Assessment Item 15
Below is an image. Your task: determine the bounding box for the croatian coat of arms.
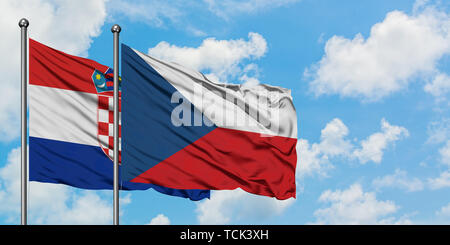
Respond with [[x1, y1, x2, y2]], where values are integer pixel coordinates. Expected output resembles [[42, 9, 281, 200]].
[[92, 68, 122, 163]]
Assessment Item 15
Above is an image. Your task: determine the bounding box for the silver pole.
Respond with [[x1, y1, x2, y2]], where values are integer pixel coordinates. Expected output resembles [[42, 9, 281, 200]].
[[19, 18, 29, 226], [111, 24, 121, 226]]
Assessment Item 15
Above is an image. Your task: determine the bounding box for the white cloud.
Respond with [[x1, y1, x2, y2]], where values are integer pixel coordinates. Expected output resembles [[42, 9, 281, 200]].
[[413, 0, 431, 13], [305, 5, 450, 101], [120, 193, 132, 206], [424, 72, 450, 99], [0, 147, 118, 224], [108, 1, 299, 35], [426, 123, 450, 191], [426, 140, 450, 189], [372, 169, 424, 192], [0, 0, 107, 142], [50, 191, 112, 225], [376, 214, 415, 225], [318, 118, 353, 156], [185, 26, 208, 37], [427, 118, 450, 144], [148, 32, 267, 83], [203, 0, 300, 20], [436, 203, 450, 217], [352, 119, 409, 164], [195, 189, 294, 224], [297, 118, 350, 178], [312, 184, 410, 224], [108, 0, 182, 28], [148, 214, 171, 225], [296, 139, 334, 178], [438, 140, 450, 166], [297, 118, 408, 177], [428, 170, 450, 189]]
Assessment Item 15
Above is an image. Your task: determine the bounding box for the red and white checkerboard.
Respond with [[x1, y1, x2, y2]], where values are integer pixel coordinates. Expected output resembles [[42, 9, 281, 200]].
[[97, 94, 121, 163]]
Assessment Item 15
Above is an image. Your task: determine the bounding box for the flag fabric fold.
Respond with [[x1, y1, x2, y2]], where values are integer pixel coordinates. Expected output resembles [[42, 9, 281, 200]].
[[121, 44, 297, 200], [28, 38, 209, 201]]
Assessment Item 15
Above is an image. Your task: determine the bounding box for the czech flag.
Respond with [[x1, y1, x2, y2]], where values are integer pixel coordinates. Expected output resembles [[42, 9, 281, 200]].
[[121, 44, 298, 200]]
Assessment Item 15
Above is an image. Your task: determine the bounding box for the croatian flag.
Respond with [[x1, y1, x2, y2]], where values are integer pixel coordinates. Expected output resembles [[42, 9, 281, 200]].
[[28, 39, 209, 201], [122, 44, 297, 200]]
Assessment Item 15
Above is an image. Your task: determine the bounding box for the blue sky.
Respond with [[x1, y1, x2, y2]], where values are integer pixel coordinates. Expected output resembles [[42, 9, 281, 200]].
[[1, 0, 450, 225]]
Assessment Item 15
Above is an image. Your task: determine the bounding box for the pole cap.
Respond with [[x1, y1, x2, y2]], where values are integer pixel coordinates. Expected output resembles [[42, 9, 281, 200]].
[[18, 18, 29, 28], [111, 24, 121, 33]]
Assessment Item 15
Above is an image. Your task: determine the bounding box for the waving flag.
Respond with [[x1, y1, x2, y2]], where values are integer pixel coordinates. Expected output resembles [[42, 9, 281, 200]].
[[121, 44, 297, 200], [28, 39, 209, 201]]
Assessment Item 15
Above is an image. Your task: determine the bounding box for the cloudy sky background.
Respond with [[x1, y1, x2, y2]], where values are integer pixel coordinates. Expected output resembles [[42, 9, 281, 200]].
[[0, 0, 450, 224]]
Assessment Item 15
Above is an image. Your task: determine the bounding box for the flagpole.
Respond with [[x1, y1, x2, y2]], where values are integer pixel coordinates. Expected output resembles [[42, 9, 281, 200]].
[[111, 24, 121, 226], [19, 18, 29, 226]]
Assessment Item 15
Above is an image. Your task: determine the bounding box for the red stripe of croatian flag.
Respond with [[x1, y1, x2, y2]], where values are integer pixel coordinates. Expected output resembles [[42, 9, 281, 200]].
[[122, 44, 298, 200]]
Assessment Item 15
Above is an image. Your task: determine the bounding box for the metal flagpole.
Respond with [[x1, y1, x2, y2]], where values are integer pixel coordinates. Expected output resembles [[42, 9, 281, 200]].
[[111, 24, 121, 226], [19, 18, 29, 226]]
